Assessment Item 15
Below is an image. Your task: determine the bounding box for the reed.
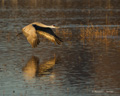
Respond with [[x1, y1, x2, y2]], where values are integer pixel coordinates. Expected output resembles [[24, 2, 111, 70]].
[[54, 24, 120, 48], [79, 25, 119, 47], [80, 25, 119, 39], [55, 25, 119, 40]]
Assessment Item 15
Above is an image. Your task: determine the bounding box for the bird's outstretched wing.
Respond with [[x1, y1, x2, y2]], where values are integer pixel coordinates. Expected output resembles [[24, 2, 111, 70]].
[[32, 24, 63, 45], [22, 24, 40, 48], [27, 35, 40, 48]]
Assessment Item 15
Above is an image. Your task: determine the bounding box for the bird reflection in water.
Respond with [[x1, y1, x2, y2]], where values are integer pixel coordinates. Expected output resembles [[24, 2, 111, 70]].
[[22, 55, 56, 80]]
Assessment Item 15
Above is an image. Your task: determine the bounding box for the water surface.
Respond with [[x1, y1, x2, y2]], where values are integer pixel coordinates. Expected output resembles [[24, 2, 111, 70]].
[[0, 0, 120, 96]]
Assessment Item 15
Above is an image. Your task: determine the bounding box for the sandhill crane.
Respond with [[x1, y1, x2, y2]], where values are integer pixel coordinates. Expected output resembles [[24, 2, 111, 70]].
[[17, 22, 63, 48]]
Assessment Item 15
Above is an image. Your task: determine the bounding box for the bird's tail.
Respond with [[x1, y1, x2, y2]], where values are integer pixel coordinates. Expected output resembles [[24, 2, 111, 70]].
[[55, 36, 63, 45]]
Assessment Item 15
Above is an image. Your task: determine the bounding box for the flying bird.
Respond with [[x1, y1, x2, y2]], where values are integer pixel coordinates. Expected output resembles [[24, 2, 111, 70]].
[[17, 22, 63, 48]]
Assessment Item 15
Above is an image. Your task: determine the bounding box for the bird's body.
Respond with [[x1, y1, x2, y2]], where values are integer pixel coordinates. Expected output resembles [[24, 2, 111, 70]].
[[21, 22, 62, 48]]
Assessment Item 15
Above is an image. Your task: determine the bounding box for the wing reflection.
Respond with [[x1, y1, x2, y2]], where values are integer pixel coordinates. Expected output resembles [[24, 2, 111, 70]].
[[37, 55, 56, 76], [22, 56, 39, 80], [22, 55, 56, 80]]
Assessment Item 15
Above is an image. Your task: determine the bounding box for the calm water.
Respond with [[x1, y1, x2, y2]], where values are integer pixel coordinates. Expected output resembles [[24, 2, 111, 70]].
[[0, 0, 120, 96]]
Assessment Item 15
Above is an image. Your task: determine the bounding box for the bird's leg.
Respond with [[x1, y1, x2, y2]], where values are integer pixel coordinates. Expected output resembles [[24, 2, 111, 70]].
[[12, 32, 23, 41], [16, 32, 22, 37]]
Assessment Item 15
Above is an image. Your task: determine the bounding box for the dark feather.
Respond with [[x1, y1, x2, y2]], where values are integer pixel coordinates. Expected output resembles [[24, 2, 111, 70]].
[[32, 24, 63, 44]]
